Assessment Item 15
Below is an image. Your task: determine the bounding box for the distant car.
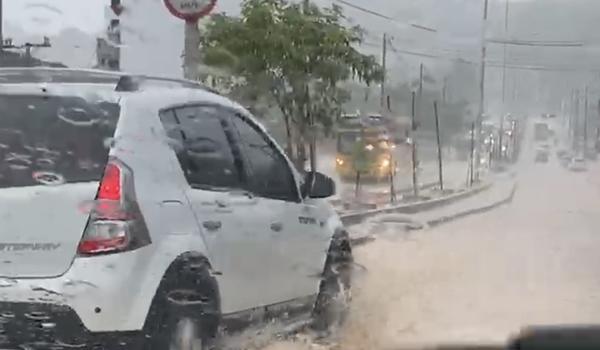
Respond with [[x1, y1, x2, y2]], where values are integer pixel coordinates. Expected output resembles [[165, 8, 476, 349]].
[[535, 150, 549, 163], [569, 157, 587, 171]]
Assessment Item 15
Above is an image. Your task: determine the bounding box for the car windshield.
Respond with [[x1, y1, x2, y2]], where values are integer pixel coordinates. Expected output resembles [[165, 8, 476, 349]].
[[338, 131, 388, 154], [3, 1, 600, 349]]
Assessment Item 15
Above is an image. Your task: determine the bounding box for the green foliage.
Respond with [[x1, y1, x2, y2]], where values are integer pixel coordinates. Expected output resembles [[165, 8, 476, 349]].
[[200, 0, 383, 151]]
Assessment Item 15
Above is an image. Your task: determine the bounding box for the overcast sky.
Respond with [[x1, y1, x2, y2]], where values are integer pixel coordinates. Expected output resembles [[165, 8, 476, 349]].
[[3, 0, 246, 35]]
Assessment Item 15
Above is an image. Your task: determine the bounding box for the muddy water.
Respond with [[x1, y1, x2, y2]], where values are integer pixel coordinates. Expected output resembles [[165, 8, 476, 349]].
[[263, 154, 600, 349]]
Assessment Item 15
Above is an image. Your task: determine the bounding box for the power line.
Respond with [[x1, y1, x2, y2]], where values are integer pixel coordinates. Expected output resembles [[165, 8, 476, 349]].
[[376, 40, 600, 72], [333, 0, 437, 32], [487, 38, 585, 47]]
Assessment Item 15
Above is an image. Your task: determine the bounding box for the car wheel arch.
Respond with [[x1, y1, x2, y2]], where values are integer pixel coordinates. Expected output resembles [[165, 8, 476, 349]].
[[142, 251, 222, 346]]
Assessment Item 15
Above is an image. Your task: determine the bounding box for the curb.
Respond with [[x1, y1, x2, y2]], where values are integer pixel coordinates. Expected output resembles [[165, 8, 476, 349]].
[[348, 181, 518, 247], [426, 182, 518, 228], [332, 181, 439, 212], [340, 181, 492, 227]]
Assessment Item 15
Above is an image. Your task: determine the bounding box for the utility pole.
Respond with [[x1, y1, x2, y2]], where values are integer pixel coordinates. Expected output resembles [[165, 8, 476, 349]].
[[442, 76, 448, 104], [498, 114, 504, 161], [499, 0, 509, 162], [380, 33, 387, 112], [574, 89, 579, 152], [475, 0, 489, 181], [569, 89, 574, 141], [0, 0, 3, 52], [501, 0, 509, 106], [418, 63, 424, 117], [388, 142, 396, 204], [411, 91, 419, 197], [434, 101, 444, 191], [469, 122, 475, 187], [584, 86, 589, 154]]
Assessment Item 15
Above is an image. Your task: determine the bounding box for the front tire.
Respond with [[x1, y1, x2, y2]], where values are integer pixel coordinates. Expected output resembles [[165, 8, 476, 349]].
[[311, 233, 353, 335]]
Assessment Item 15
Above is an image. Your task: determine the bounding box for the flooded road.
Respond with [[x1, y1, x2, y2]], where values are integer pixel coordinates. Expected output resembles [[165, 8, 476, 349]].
[[338, 145, 600, 349], [267, 127, 600, 349]]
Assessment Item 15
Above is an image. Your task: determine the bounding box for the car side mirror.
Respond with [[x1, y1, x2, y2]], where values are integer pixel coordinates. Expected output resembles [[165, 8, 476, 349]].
[[302, 171, 336, 199]]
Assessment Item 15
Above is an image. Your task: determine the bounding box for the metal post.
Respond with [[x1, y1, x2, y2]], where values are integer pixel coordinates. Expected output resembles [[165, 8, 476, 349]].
[[388, 143, 396, 204], [442, 76, 448, 104], [434, 101, 444, 191], [380, 33, 387, 112], [584, 86, 589, 154], [574, 89, 579, 152], [411, 91, 419, 197], [498, 114, 504, 161], [184, 21, 201, 80], [418, 63, 424, 119], [569, 89, 574, 141], [469, 122, 475, 187]]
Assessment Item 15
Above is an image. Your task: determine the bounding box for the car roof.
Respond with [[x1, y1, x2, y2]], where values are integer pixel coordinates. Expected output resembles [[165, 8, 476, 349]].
[[0, 67, 217, 93], [0, 67, 265, 131], [121, 88, 266, 132]]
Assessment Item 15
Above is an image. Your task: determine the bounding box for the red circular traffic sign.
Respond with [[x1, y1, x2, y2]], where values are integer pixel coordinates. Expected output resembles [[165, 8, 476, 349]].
[[163, 0, 217, 22]]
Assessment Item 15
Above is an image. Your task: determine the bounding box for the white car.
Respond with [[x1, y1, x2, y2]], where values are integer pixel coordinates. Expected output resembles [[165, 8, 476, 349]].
[[0, 68, 352, 349], [569, 157, 587, 172]]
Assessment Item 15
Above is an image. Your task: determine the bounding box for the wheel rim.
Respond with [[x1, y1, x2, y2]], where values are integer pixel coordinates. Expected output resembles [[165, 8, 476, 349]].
[[170, 318, 202, 350]]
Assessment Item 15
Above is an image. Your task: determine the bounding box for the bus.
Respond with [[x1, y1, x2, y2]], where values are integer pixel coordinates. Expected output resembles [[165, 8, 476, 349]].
[[534, 122, 550, 142], [335, 113, 410, 181]]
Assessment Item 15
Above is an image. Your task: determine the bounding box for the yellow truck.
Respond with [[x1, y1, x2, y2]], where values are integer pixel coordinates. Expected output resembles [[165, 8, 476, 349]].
[[335, 113, 409, 182]]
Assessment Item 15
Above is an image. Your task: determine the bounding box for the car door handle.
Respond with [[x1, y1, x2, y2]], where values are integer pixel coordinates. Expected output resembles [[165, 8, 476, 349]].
[[270, 222, 283, 232], [202, 220, 222, 232]]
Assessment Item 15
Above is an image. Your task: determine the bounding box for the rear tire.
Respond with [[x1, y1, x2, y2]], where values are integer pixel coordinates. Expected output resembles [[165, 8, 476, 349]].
[[169, 318, 203, 350], [143, 257, 220, 350]]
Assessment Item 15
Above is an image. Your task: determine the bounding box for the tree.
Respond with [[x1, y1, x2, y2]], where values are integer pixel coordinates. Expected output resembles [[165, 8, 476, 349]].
[[200, 0, 383, 169]]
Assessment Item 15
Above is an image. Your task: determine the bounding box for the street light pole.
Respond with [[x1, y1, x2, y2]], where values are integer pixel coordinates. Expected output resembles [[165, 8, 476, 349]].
[[475, 0, 489, 181]]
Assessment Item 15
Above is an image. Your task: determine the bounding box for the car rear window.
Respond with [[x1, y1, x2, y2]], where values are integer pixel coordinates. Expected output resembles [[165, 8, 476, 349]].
[[0, 94, 119, 188]]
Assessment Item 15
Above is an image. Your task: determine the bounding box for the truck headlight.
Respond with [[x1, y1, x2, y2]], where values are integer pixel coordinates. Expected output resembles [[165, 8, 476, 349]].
[[336, 158, 344, 166], [381, 158, 390, 168]]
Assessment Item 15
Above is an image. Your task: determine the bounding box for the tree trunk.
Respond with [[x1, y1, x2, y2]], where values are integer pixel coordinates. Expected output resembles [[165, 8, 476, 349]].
[[283, 113, 294, 159], [354, 171, 361, 198], [294, 131, 307, 171]]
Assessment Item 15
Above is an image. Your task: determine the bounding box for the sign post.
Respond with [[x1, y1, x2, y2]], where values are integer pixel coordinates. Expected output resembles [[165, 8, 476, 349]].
[[163, 0, 217, 79]]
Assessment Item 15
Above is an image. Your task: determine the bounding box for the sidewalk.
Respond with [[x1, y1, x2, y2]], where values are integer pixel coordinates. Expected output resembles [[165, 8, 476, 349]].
[[335, 159, 471, 207], [414, 172, 516, 228], [347, 172, 517, 245]]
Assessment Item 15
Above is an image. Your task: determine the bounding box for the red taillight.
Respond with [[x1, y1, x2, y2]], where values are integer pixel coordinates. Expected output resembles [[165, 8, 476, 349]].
[[98, 162, 121, 201], [78, 159, 149, 256]]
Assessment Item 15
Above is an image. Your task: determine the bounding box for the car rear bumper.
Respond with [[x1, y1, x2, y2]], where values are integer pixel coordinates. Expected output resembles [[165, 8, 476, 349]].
[[0, 302, 140, 349], [0, 247, 160, 333]]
